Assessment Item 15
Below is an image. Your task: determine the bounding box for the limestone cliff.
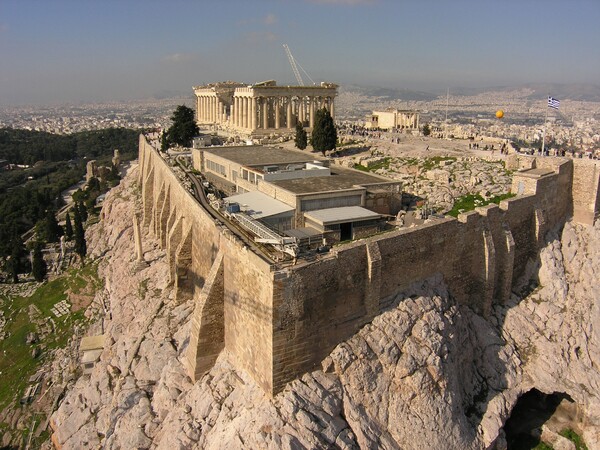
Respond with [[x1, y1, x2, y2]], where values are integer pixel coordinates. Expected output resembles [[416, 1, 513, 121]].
[[50, 165, 600, 449]]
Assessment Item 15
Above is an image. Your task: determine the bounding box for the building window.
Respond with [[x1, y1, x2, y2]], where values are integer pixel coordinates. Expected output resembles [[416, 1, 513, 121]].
[[206, 159, 226, 176]]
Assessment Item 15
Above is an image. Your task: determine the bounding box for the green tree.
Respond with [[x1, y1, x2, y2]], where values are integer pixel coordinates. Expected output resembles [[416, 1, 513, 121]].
[[294, 122, 308, 150], [5, 233, 27, 283], [106, 163, 120, 184], [64, 212, 73, 240], [31, 241, 47, 282], [422, 123, 431, 136], [73, 206, 87, 262], [87, 176, 100, 193], [164, 105, 199, 148], [43, 209, 63, 243], [310, 108, 337, 156], [78, 201, 88, 223]]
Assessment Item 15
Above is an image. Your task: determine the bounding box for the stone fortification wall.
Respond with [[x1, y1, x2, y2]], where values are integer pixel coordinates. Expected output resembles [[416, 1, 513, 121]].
[[571, 159, 600, 225], [138, 135, 277, 393], [270, 158, 574, 393], [142, 136, 583, 395]]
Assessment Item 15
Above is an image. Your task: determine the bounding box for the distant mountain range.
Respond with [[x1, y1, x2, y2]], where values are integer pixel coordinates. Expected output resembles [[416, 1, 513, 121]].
[[342, 83, 600, 102]]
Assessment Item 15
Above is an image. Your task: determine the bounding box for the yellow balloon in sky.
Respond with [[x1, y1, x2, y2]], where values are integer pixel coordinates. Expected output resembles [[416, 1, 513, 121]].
[[496, 110, 504, 119]]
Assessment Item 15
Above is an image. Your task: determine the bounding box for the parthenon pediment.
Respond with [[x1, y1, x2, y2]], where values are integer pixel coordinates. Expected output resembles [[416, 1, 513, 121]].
[[254, 80, 277, 87]]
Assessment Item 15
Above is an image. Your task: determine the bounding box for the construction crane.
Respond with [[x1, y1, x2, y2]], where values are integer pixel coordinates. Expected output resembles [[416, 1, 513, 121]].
[[283, 44, 316, 86]]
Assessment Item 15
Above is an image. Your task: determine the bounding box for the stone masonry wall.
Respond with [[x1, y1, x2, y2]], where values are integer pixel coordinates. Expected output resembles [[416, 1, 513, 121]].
[[142, 136, 583, 395], [139, 136, 278, 392], [270, 158, 575, 392], [571, 160, 600, 225]]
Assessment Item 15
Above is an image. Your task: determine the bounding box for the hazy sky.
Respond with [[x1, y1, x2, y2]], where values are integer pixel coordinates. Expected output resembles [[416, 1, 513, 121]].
[[1, 0, 599, 105]]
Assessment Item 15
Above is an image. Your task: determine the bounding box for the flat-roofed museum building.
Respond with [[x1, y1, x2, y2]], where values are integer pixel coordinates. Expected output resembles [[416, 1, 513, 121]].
[[192, 145, 402, 242]]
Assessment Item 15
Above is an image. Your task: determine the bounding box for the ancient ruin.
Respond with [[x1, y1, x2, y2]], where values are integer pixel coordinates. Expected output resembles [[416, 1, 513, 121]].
[[193, 80, 337, 136], [365, 108, 420, 130]]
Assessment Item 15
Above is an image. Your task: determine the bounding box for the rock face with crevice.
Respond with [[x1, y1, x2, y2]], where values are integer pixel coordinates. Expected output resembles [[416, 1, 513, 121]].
[[50, 164, 600, 449]]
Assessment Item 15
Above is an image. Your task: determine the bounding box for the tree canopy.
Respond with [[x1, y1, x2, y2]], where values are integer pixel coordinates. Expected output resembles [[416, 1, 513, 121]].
[[294, 122, 308, 150], [0, 127, 139, 165], [5, 232, 27, 283], [310, 108, 337, 156], [31, 241, 47, 282], [422, 123, 431, 136], [41, 209, 63, 243], [163, 105, 199, 149], [73, 204, 87, 262], [0, 127, 138, 257], [64, 212, 73, 240]]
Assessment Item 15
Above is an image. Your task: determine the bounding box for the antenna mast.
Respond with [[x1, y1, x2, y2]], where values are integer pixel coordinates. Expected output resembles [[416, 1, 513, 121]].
[[444, 88, 449, 139]]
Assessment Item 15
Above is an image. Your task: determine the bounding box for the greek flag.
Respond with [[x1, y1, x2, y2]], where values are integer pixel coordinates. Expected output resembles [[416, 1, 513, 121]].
[[548, 96, 560, 109]]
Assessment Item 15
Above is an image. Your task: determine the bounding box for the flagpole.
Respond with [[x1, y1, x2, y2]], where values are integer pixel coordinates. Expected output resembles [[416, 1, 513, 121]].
[[542, 95, 549, 155]]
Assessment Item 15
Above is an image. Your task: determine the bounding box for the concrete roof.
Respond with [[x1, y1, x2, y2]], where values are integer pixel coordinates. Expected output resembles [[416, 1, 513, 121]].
[[284, 227, 323, 239], [304, 206, 381, 226], [226, 191, 294, 219], [80, 335, 105, 352], [203, 145, 319, 167], [270, 165, 397, 195], [517, 168, 554, 178]]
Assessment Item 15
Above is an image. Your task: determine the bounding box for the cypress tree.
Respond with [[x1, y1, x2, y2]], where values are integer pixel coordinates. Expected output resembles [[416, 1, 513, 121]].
[[294, 122, 308, 150], [73, 205, 87, 262], [78, 201, 88, 223], [44, 209, 63, 243], [6, 233, 27, 283], [310, 108, 337, 156], [31, 241, 47, 282], [65, 212, 73, 240]]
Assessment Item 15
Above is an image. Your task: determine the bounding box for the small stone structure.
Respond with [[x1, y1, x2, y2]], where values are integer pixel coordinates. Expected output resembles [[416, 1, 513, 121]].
[[193, 80, 337, 136], [80, 334, 105, 375], [112, 149, 120, 168], [138, 134, 600, 395], [86, 160, 98, 182], [366, 108, 420, 130]]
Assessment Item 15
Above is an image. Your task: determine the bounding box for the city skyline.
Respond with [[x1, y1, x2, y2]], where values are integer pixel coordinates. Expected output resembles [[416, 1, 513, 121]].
[[1, 0, 599, 105]]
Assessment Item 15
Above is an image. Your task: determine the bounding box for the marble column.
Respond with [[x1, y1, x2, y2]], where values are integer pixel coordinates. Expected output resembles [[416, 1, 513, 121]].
[[262, 97, 269, 129], [196, 96, 200, 122], [233, 97, 239, 127], [299, 99, 305, 126], [242, 97, 248, 129], [218, 101, 223, 124], [309, 97, 315, 128], [329, 97, 335, 119], [251, 97, 257, 131], [274, 98, 280, 129], [286, 97, 292, 129]]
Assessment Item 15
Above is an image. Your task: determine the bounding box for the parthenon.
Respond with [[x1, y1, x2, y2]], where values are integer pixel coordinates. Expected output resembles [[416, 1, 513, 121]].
[[193, 80, 338, 136]]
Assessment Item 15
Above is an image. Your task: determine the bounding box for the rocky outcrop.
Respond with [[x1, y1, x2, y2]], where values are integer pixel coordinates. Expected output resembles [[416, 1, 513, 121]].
[[496, 221, 600, 448], [50, 164, 600, 449]]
